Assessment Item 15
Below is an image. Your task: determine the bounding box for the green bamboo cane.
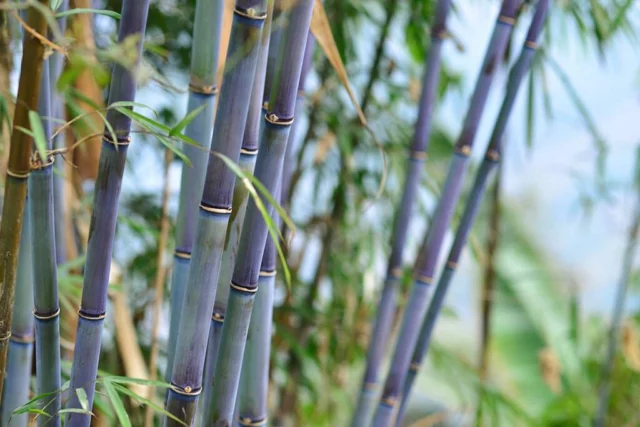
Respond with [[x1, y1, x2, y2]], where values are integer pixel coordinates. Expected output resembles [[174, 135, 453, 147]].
[[204, 1, 315, 424], [29, 59, 62, 426], [0, 0, 49, 401], [166, 0, 225, 382], [65, 2, 150, 423], [164, 2, 268, 424], [198, 2, 274, 423], [0, 202, 34, 427]]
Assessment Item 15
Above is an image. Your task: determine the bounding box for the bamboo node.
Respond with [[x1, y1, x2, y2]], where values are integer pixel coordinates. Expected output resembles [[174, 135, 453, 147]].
[[264, 113, 294, 126], [409, 362, 421, 372], [174, 250, 191, 260], [456, 144, 472, 156], [170, 383, 201, 396], [416, 275, 433, 285], [0, 332, 11, 342], [525, 40, 538, 50], [6, 169, 30, 179], [240, 148, 259, 156], [446, 261, 457, 269], [498, 15, 516, 26], [77, 309, 107, 321], [30, 151, 55, 170], [409, 150, 428, 161], [486, 149, 500, 161], [103, 132, 131, 147], [239, 416, 268, 426], [33, 308, 61, 321], [10, 333, 35, 344], [199, 204, 232, 215], [234, 7, 267, 20], [188, 83, 218, 95], [212, 312, 224, 322], [259, 270, 276, 277], [381, 396, 397, 407], [230, 281, 258, 294]]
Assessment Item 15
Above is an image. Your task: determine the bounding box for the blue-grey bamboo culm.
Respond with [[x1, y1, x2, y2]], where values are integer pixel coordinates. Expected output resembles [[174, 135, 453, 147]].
[[65, 1, 150, 424], [30, 60, 62, 427], [205, 1, 315, 425], [372, 1, 522, 426], [166, 0, 225, 384], [164, 1, 268, 425], [351, 1, 453, 425], [0, 206, 34, 427], [199, 0, 274, 420], [394, 2, 550, 425]]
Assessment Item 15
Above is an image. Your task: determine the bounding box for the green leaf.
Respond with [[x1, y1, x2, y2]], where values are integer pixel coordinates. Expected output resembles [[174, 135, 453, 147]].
[[169, 103, 207, 137], [214, 153, 294, 287], [101, 375, 172, 388], [28, 111, 48, 162], [58, 408, 94, 416], [111, 383, 188, 426], [103, 380, 131, 427], [75, 388, 89, 412], [55, 8, 121, 20]]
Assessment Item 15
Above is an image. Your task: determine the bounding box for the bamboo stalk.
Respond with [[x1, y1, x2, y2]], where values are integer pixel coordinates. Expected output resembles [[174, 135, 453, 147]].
[[204, 2, 315, 425], [392, 4, 549, 426], [595, 157, 640, 425], [29, 60, 62, 427], [351, 2, 453, 425], [165, 0, 225, 381], [279, 30, 314, 215], [198, 2, 274, 423], [0, 203, 34, 427], [65, 1, 150, 423], [236, 234, 276, 426], [372, 2, 522, 426], [145, 149, 172, 427], [164, 2, 268, 424], [0, 0, 49, 401], [51, 0, 68, 266]]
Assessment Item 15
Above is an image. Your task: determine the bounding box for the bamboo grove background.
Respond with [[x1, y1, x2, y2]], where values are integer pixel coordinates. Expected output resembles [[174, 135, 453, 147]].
[[0, 0, 638, 426]]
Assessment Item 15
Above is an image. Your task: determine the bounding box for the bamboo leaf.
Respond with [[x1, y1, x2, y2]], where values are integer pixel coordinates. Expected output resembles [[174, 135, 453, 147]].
[[75, 388, 89, 411], [111, 383, 188, 425], [28, 110, 48, 162], [115, 107, 192, 165], [215, 152, 294, 286], [58, 408, 93, 416], [168, 103, 208, 137], [101, 375, 172, 388], [103, 380, 131, 427], [310, 0, 366, 126], [55, 8, 121, 20]]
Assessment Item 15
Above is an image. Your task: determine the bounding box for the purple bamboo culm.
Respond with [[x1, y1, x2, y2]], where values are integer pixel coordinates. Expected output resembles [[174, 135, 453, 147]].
[[351, 1, 453, 425], [394, 6, 551, 416], [372, 2, 522, 426], [65, 1, 150, 424], [165, 1, 268, 424], [205, 1, 315, 424]]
